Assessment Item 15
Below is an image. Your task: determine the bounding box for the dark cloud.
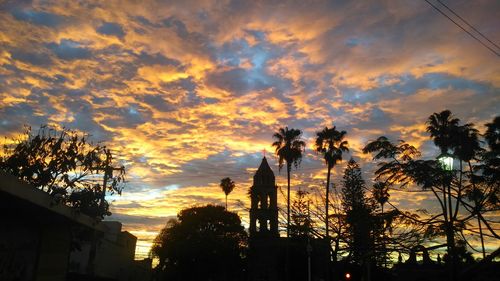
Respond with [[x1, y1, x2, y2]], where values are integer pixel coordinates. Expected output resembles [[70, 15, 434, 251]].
[[140, 94, 175, 112], [162, 16, 189, 37], [133, 16, 161, 28], [157, 77, 203, 107], [341, 73, 497, 105], [206, 67, 270, 94], [50, 97, 115, 142], [99, 104, 153, 128], [96, 22, 126, 38], [10, 50, 52, 66], [163, 150, 277, 188], [11, 8, 64, 27], [0, 103, 48, 134], [47, 39, 92, 60], [136, 51, 180, 67], [108, 213, 172, 226], [354, 106, 394, 131]]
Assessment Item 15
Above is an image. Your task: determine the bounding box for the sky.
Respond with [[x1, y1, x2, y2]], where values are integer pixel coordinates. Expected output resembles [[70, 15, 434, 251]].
[[0, 0, 499, 260]]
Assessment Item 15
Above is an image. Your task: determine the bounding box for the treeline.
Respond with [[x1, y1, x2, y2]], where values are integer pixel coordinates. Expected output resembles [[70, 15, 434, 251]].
[[151, 110, 499, 281], [275, 110, 498, 266]]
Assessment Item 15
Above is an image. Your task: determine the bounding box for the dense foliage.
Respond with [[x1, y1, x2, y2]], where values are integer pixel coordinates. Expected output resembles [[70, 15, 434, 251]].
[[151, 205, 248, 281], [362, 111, 500, 280], [341, 159, 376, 265], [0, 125, 125, 218]]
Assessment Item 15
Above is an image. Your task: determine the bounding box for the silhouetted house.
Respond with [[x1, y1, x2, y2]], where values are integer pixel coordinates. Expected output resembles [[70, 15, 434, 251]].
[[247, 157, 328, 281], [0, 171, 150, 281], [68, 221, 152, 281]]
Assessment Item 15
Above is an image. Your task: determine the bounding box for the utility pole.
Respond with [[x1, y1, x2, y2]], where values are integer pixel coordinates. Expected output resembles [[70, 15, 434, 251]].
[[307, 200, 312, 281], [86, 160, 124, 276]]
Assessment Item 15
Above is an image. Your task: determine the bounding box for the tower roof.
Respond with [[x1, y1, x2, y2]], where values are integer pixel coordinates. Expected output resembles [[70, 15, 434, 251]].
[[251, 156, 276, 192], [255, 156, 274, 177]]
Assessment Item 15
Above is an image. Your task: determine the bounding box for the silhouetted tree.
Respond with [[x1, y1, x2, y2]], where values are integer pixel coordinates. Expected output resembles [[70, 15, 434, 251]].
[[371, 181, 390, 267], [315, 125, 349, 247], [151, 205, 247, 281], [363, 111, 500, 280], [307, 185, 349, 262], [443, 240, 475, 265], [0, 125, 125, 218], [427, 111, 484, 280], [465, 116, 500, 258], [289, 189, 314, 238], [220, 177, 235, 210], [308, 179, 424, 267], [480, 116, 500, 197], [427, 110, 460, 155], [272, 127, 306, 238], [341, 159, 375, 266]]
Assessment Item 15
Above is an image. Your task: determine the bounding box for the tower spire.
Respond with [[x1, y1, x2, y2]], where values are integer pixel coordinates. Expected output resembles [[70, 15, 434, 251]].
[[249, 157, 278, 238]]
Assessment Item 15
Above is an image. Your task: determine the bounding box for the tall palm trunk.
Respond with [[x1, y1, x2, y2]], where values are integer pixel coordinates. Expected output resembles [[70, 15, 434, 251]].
[[445, 178, 457, 281], [286, 162, 291, 281], [225, 194, 228, 210], [287, 162, 291, 238], [381, 203, 386, 268], [325, 165, 331, 241], [440, 182, 455, 281], [325, 165, 332, 281]]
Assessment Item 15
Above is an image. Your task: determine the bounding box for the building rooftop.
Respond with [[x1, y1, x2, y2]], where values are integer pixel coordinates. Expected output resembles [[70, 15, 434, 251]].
[[0, 171, 107, 232]]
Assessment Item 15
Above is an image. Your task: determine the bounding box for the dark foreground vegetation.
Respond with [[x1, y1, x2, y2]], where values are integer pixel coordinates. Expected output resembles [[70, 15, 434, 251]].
[[150, 110, 499, 281], [1, 110, 498, 281]]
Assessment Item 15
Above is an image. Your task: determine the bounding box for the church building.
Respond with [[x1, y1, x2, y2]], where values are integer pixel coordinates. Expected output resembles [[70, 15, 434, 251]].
[[247, 157, 328, 281]]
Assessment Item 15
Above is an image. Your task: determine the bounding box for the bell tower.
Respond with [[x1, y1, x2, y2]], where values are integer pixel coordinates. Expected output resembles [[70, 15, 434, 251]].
[[249, 156, 279, 237]]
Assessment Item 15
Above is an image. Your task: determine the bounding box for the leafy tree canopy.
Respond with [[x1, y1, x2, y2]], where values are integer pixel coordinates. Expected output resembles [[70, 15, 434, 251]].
[[151, 205, 247, 281], [0, 125, 125, 218]]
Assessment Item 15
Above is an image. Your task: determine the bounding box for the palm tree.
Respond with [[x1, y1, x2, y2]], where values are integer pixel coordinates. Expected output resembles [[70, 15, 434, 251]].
[[272, 127, 306, 238], [453, 123, 486, 259], [484, 116, 500, 152], [426, 109, 460, 154], [426, 110, 461, 222], [220, 177, 235, 210], [483, 116, 500, 186], [426, 110, 461, 281], [314, 126, 349, 244]]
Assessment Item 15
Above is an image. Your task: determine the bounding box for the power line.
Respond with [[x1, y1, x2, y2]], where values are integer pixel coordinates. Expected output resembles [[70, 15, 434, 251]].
[[424, 0, 500, 56], [436, 0, 500, 50]]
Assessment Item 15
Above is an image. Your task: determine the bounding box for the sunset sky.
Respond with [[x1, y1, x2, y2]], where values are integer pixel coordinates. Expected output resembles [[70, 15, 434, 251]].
[[0, 0, 499, 259]]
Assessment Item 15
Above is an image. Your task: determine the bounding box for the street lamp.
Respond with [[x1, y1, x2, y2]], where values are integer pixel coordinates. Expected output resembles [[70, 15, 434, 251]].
[[438, 153, 454, 171]]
